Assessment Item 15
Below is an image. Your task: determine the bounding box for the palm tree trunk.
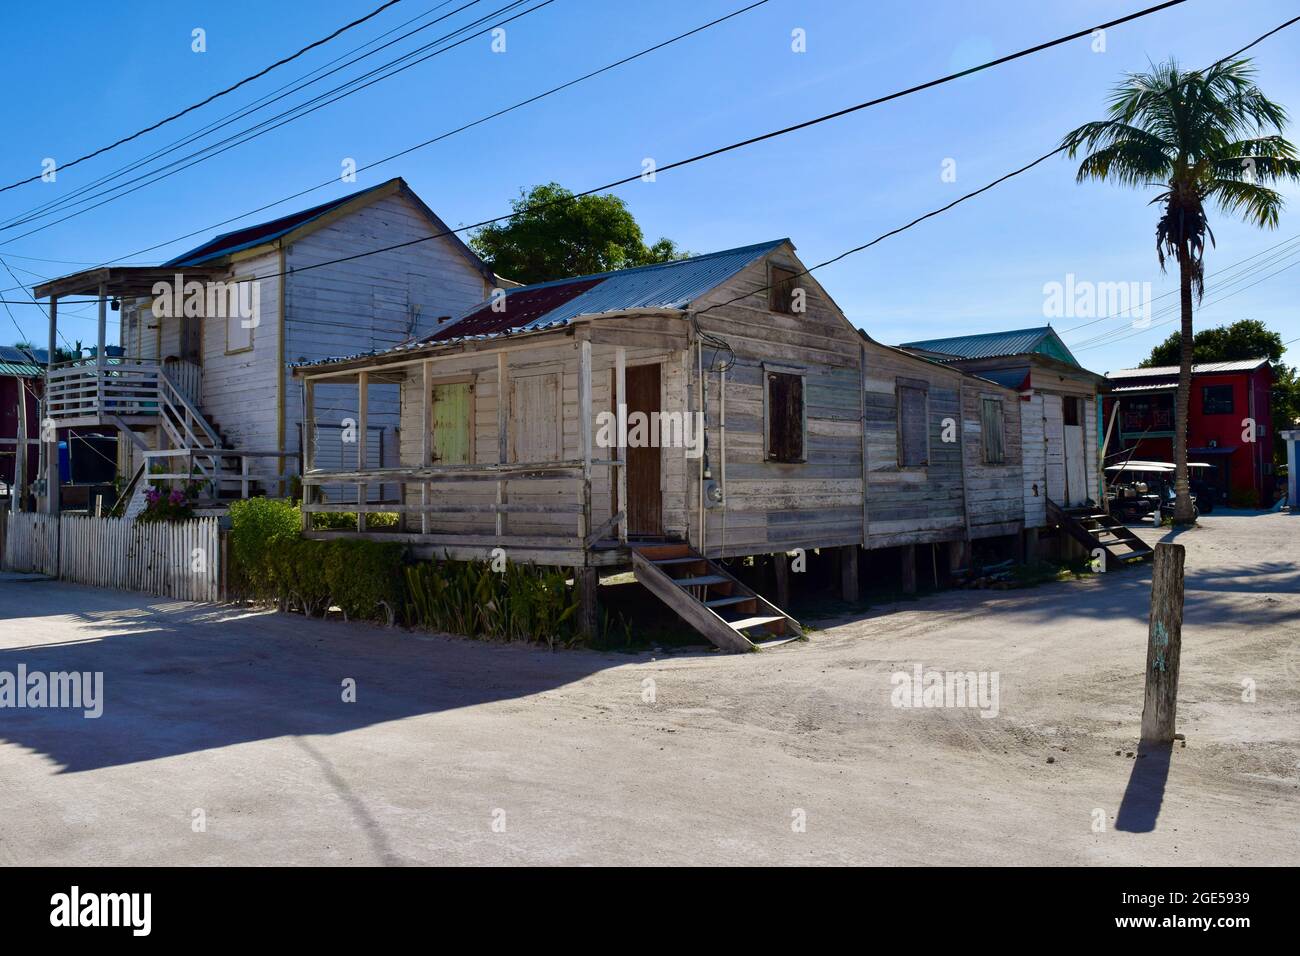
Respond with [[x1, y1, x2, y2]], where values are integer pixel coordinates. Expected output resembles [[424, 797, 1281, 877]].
[[1172, 244, 1196, 523]]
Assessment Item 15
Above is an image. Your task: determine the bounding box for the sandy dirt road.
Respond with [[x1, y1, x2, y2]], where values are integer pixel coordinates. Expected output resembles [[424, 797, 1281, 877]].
[[0, 511, 1296, 865]]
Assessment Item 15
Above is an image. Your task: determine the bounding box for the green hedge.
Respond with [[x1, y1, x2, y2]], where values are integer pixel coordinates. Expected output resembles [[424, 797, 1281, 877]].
[[228, 497, 579, 641]]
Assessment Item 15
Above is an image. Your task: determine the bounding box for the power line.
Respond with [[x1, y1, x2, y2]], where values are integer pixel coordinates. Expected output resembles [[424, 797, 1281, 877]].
[[246, 0, 1196, 286], [0, 0, 546, 241], [0, 0, 408, 196], [0, 0, 772, 286], [0, 0, 479, 232]]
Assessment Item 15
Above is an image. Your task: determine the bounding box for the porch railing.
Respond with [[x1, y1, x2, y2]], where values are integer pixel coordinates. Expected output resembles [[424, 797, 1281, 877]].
[[46, 358, 162, 422], [300, 459, 623, 550]]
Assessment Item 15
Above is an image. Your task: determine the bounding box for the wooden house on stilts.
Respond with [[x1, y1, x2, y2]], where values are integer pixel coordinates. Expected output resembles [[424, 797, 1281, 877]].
[[295, 239, 1029, 651]]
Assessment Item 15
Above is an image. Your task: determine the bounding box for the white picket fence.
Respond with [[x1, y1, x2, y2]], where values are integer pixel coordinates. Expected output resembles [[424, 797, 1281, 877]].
[[2, 512, 221, 602]]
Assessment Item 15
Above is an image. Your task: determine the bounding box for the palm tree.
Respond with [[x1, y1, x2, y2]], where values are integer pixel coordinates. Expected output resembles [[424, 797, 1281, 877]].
[[1062, 58, 1300, 523]]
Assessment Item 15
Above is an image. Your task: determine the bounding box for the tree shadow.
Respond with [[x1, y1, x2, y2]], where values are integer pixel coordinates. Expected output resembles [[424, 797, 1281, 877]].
[[0, 584, 640, 775], [1114, 741, 1174, 833]]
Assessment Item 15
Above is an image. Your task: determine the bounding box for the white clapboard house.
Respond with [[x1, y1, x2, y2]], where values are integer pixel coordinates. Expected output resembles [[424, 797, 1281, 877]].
[[33, 178, 503, 514]]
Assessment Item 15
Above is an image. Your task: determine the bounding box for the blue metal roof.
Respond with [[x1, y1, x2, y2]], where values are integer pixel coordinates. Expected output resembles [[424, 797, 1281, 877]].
[[900, 326, 1080, 366], [163, 181, 396, 266], [435, 238, 789, 339]]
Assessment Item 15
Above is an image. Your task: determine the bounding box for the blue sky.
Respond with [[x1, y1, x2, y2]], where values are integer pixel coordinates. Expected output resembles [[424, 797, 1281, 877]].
[[0, 0, 1297, 372]]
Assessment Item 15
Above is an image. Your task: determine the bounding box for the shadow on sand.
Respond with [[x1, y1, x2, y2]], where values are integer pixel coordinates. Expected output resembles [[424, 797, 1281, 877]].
[[1114, 741, 1174, 833]]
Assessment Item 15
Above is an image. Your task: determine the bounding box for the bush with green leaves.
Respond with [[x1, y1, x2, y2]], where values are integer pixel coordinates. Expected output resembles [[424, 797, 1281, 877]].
[[404, 560, 580, 647], [228, 497, 301, 600], [323, 539, 405, 624]]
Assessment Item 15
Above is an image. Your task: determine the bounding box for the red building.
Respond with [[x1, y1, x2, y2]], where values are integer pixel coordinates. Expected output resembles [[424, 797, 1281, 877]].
[[1104, 358, 1274, 508], [1, 346, 44, 504]]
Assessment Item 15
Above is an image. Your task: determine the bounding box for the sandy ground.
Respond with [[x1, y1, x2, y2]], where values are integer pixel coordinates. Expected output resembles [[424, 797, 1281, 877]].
[[0, 511, 1296, 866]]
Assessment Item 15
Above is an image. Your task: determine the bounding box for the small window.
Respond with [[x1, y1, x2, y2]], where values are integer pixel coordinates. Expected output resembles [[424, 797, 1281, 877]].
[[1062, 396, 1081, 426], [1202, 384, 1234, 415], [897, 384, 928, 468], [510, 371, 563, 463], [981, 397, 1006, 464], [768, 265, 800, 314], [765, 369, 805, 463]]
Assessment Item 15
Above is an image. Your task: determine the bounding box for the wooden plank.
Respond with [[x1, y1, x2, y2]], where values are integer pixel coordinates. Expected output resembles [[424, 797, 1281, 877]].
[[356, 370, 368, 531]]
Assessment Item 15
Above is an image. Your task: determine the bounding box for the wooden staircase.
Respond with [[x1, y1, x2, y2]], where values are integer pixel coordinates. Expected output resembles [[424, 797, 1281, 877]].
[[631, 543, 803, 652], [1048, 499, 1154, 566]]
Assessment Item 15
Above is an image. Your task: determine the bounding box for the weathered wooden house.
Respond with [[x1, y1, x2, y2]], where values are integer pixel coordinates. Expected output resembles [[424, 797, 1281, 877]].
[[901, 327, 1106, 528], [295, 239, 1027, 649], [32, 178, 502, 513]]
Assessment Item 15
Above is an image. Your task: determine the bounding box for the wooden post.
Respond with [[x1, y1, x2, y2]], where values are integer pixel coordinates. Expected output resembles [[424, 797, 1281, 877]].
[[495, 353, 508, 539], [356, 370, 368, 532], [900, 543, 917, 594], [578, 339, 592, 543], [42, 295, 59, 515], [576, 566, 598, 639], [301, 380, 314, 531], [840, 544, 859, 602], [773, 551, 790, 608], [614, 346, 627, 543], [1141, 542, 1185, 743], [947, 538, 970, 574], [422, 361, 433, 535]]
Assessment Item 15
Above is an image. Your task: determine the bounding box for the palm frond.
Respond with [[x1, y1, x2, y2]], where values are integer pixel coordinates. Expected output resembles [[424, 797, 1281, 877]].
[[1205, 179, 1286, 228]]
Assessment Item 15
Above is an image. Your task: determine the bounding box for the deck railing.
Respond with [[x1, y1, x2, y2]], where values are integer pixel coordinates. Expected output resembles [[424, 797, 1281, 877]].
[[46, 358, 163, 422]]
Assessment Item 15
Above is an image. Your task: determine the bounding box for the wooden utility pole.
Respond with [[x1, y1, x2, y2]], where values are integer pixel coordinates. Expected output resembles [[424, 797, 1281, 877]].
[[1141, 542, 1185, 743]]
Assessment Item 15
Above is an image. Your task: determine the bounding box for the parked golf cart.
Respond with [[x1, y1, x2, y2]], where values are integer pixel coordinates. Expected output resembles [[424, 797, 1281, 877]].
[[1105, 460, 1208, 523]]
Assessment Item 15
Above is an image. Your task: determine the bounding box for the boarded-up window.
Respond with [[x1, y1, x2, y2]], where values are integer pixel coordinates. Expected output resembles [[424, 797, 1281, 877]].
[[897, 384, 928, 468], [766, 370, 805, 462], [981, 397, 1006, 464], [510, 371, 562, 463], [769, 265, 800, 314]]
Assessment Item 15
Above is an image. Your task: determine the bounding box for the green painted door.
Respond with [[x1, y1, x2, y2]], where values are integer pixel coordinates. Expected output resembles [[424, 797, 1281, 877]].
[[431, 382, 472, 465]]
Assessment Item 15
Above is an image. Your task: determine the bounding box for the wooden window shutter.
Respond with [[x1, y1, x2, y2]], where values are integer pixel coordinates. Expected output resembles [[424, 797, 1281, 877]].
[[981, 397, 1005, 464], [769, 265, 799, 314], [766, 370, 805, 463], [898, 384, 928, 467]]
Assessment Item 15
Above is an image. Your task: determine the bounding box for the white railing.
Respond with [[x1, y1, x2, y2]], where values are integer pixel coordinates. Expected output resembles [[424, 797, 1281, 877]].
[[45, 358, 162, 422], [143, 448, 298, 501]]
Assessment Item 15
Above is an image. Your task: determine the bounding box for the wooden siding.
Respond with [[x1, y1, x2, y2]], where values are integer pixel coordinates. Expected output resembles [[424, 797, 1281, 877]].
[[862, 343, 968, 547], [688, 254, 865, 557], [961, 381, 1024, 538]]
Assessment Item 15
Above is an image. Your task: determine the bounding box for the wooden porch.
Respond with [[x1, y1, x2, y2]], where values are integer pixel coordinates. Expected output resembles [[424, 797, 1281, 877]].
[[296, 324, 685, 568]]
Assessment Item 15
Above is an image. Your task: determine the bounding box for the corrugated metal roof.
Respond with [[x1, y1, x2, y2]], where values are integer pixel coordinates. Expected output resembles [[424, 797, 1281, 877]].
[[1107, 358, 1270, 379], [1109, 383, 1178, 393], [422, 239, 788, 344], [899, 326, 1079, 366], [0, 361, 43, 377], [164, 181, 395, 266]]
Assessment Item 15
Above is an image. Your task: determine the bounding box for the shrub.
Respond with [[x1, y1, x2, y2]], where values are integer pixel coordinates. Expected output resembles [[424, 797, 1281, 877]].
[[229, 498, 301, 600], [312, 511, 399, 530], [404, 560, 579, 647], [269, 537, 331, 617], [323, 539, 406, 624]]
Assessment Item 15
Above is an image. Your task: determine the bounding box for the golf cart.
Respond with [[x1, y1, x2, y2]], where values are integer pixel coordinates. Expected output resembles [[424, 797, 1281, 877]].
[[1105, 459, 1208, 523]]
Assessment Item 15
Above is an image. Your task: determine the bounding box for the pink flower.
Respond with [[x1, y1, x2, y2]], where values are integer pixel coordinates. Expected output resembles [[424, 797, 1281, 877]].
[[168, 489, 186, 505]]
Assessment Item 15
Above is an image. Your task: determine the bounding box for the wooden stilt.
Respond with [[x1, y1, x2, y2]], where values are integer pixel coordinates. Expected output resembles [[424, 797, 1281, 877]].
[[773, 551, 790, 608], [900, 543, 917, 594], [576, 566, 599, 639], [840, 544, 859, 602]]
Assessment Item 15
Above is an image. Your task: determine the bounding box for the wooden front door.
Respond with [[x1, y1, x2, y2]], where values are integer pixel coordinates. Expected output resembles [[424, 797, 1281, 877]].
[[625, 363, 662, 536], [431, 381, 472, 465]]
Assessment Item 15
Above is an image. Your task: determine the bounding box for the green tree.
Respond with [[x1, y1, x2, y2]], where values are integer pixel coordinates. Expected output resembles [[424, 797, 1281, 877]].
[[1142, 319, 1298, 462], [469, 183, 687, 285], [1062, 58, 1300, 523]]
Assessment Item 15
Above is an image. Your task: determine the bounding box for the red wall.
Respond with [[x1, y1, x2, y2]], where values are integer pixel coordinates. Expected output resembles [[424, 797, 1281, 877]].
[[0, 375, 41, 490], [1104, 366, 1273, 506]]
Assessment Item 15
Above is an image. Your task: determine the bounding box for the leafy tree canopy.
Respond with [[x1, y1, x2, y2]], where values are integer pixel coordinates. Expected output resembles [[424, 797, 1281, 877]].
[[469, 183, 687, 285]]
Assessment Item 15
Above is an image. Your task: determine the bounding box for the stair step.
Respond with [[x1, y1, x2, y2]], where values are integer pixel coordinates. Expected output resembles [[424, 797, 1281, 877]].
[[654, 556, 707, 566], [673, 575, 730, 587], [704, 595, 754, 609], [726, 615, 786, 632], [635, 543, 692, 560]]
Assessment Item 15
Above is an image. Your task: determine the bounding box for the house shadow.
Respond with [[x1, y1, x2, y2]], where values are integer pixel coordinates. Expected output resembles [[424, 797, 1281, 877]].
[[1114, 741, 1174, 833], [0, 589, 643, 775]]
